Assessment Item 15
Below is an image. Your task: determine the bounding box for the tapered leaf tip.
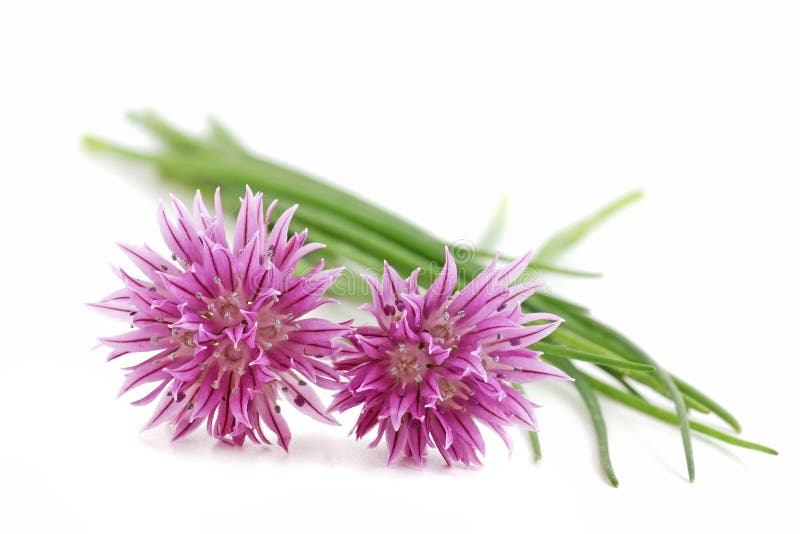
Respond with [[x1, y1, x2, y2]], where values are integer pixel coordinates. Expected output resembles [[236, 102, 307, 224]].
[[82, 135, 103, 150]]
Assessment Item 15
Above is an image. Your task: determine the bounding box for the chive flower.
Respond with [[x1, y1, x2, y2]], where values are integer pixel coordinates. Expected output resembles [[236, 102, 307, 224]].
[[331, 248, 570, 466], [91, 188, 348, 448]]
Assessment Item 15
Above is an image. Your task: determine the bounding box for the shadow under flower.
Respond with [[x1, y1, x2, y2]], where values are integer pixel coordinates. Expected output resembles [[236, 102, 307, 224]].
[[136, 424, 488, 474]]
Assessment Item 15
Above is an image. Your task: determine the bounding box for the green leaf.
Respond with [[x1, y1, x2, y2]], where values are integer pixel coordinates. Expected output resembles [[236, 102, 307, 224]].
[[587, 377, 778, 455], [534, 190, 643, 264], [548, 357, 619, 487], [527, 430, 543, 462], [626, 372, 710, 414], [672, 375, 741, 433], [477, 196, 509, 251], [536, 301, 697, 481], [208, 117, 249, 156], [599, 367, 645, 398], [126, 111, 207, 152], [527, 263, 602, 278], [537, 341, 655, 372], [512, 384, 543, 462]]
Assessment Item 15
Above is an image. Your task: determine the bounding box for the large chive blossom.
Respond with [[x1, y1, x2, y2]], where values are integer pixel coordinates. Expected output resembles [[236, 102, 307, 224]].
[[331, 249, 571, 466], [91, 187, 348, 448]]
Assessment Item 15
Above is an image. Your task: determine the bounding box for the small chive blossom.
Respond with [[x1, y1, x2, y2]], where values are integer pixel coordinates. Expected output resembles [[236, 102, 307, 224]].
[[331, 248, 571, 467], [91, 187, 348, 448]]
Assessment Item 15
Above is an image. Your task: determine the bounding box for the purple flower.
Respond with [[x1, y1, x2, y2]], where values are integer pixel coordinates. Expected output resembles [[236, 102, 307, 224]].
[[331, 248, 570, 466], [91, 188, 349, 448]]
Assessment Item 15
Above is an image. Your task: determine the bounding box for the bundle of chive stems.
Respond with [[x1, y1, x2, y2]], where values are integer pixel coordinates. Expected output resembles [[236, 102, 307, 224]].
[[83, 112, 776, 486]]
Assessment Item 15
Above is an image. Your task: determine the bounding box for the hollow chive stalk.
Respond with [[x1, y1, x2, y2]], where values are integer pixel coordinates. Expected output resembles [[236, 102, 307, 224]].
[[547, 357, 619, 487]]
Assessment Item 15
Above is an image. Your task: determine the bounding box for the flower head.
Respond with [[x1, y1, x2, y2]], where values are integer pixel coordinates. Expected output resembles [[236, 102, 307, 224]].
[[91, 187, 348, 448], [331, 248, 570, 466]]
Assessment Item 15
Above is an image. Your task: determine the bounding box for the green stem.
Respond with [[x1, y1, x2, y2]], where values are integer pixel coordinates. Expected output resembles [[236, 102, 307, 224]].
[[124, 113, 449, 261], [549, 357, 619, 487], [513, 384, 542, 462], [527, 295, 697, 480], [672, 375, 741, 433], [537, 342, 654, 373], [587, 377, 777, 455]]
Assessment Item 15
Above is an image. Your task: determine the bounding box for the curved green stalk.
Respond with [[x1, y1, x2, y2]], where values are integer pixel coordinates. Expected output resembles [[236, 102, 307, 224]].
[[537, 342, 654, 373], [587, 377, 777, 455], [528, 296, 696, 481], [512, 384, 543, 463], [672, 376, 741, 433], [548, 357, 619, 487], [534, 190, 644, 264]]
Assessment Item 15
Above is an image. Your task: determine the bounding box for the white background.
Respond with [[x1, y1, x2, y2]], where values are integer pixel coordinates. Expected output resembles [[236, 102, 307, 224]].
[[1, 1, 798, 532]]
